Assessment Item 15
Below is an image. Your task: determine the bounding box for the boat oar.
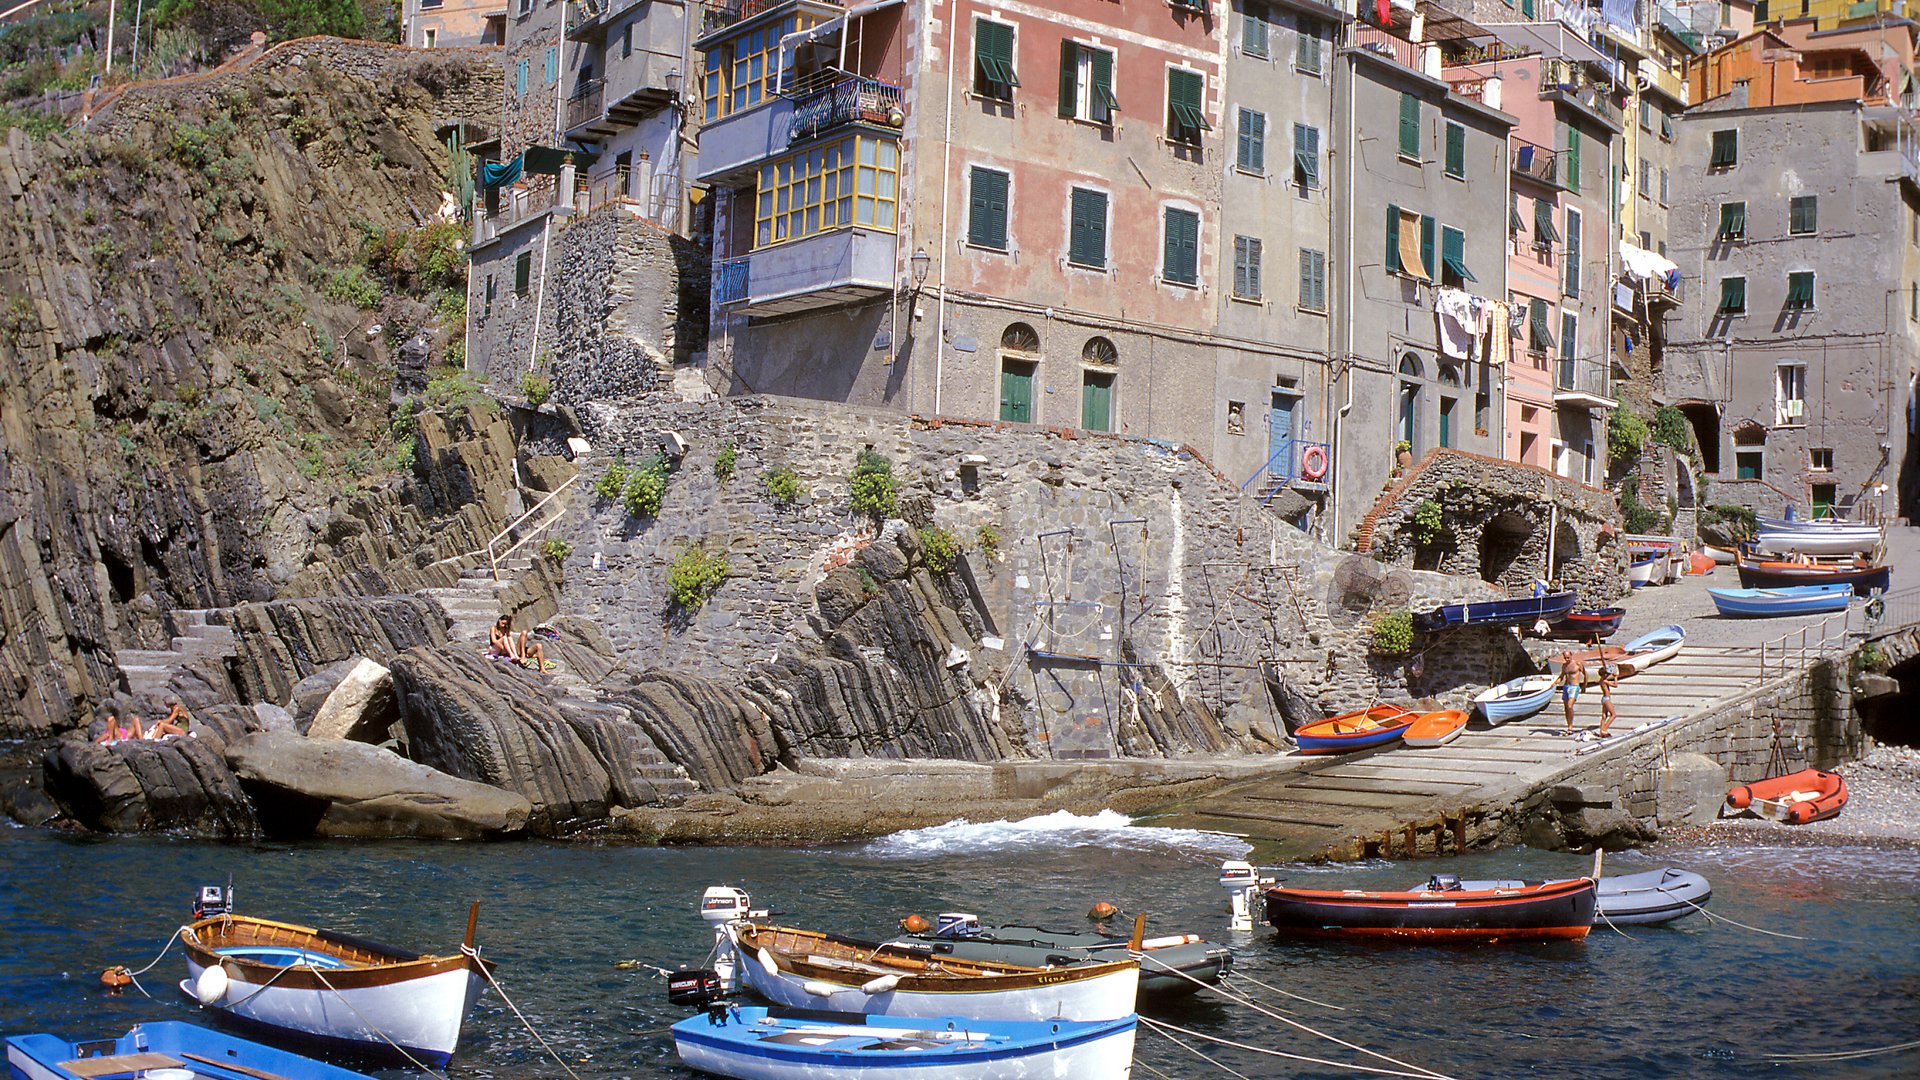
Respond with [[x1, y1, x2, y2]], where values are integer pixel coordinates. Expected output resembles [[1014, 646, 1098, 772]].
[[464, 901, 481, 950]]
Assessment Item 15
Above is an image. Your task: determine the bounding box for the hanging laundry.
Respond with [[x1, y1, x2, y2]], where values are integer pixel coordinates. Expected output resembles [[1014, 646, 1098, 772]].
[[481, 154, 523, 191], [1488, 303, 1511, 367], [1434, 287, 1478, 361]]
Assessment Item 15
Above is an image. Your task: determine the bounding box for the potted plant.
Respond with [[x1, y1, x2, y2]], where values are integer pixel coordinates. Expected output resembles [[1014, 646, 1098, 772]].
[[1392, 440, 1413, 473]]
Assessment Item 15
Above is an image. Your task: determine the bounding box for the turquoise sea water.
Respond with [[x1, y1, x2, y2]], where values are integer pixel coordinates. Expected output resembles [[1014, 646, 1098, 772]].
[[1, 816, 1915, 1078]]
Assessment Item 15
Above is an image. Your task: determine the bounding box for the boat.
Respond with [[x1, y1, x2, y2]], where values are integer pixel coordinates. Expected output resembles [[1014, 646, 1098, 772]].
[[1292, 704, 1418, 754], [1735, 548, 1890, 596], [1629, 555, 1657, 588], [1412, 591, 1577, 633], [1702, 545, 1737, 564], [1708, 583, 1852, 618], [725, 922, 1139, 1022], [671, 1005, 1138, 1080], [1754, 517, 1885, 557], [893, 913, 1230, 999], [1402, 709, 1469, 747], [177, 887, 490, 1065], [1472, 675, 1557, 724], [1726, 768, 1848, 824], [1614, 624, 1685, 676], [1262, 875, 1596, 942], [1547, 607, 1625, 639], [1455, 868, 1712, 926], [6, 1021, 377, 1080]]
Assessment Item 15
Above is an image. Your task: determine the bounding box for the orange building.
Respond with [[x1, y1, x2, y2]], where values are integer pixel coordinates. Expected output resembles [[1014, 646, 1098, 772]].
[[1687, 20, 1916, 106]]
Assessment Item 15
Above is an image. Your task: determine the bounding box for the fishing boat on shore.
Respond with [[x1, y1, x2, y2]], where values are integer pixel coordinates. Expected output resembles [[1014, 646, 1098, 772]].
[[1402, 709, 1469, 747], [892, 913, 1230, 999], [1412, 591, 1576, 633], [1708, 583, 1852, 618], [1456, 868, 1712, 926], [1614, 625, 1686, 676], [177, 887, 491, 1065], [1629, 555, 1658, 588], [670, 1005, 1138, 1080], [1262, 875, 1596, 942], [1726, 768, 1848, 824], [6, 1021, 378, 1080], [1292, 704, 1418, 754], [1473, 675, 1557, 724], [1734, 548, 1890, 596], [1547, 607, 1625, 639], [1754, 517, 1885, 557]]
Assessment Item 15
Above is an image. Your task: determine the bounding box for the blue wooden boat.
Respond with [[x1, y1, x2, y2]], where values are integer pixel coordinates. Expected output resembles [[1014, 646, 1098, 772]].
[[672, 1005, 1138, 1080], [1293, 705, 1418, 754], [1629, 555, 1658, 588], [1413, 591, 1577, 633], [1548, 607, 1626, 639], [1472, 675, 1557, 724], [1708, 583, 1852, 618], [6, 1021, 376, 1080]]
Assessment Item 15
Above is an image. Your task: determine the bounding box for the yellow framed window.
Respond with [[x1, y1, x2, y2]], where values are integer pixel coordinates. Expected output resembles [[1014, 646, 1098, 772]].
[[754, 136, 898, 248]]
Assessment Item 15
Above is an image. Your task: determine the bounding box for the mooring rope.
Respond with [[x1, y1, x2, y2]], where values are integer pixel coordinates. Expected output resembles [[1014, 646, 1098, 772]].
[[1134, 954, 1453, 1080], [303, 965, 447, 1078], [1216, 968, 1347, 1011], [1765, 1038, 1920, 1062], [1141, 1017, 1457, 1080], [1133, 1056, 1177, 1080], [464, 945, 587, 1080], [111, 926, 187, 998], [212, 960, 300, 1011], [1667, 894, 1809, 940], [1137, 1017, 1253, 1079]]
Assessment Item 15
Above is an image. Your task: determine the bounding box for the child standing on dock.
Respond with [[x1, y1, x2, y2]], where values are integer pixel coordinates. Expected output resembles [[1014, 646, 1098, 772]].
[[1596, 661, 1619, 738]]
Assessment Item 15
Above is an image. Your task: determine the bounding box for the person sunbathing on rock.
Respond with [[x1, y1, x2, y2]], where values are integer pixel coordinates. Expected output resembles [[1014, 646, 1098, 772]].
[[96, 712, 145, 743], [148, 700, 191, 738], [489, 615, 551, 672]]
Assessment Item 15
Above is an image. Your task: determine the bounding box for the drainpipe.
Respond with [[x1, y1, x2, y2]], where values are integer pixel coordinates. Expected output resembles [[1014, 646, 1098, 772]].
[[931, 0, 960, 416], [527, 7, 571, 375], [1331, 27, 1359, 543]]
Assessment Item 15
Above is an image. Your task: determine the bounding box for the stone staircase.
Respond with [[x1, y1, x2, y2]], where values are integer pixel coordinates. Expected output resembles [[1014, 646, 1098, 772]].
[[115, 609, 238, 698], [418, 556, 533, 647]]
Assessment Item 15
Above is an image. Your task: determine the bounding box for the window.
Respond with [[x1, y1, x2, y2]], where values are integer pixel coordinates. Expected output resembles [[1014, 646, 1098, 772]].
[[1297, 18, 1323, 74], [1736, 450, 1763, 479], [1510, 194, 1524, 236], [514, 251, 531, 295], [1237, 108, 1266, 173], [483, 273, 495, 318], [1163, 207, 1200, 285], [1386, 204, 1434, 280], [1563, 208, 1581, 297], [967, 167, 1010, 250], [515, 58, 528, 98], [1659, 168, 1669, 206], [1559, 311, 1578, 378], [544, 46, 557, 86], [1059, 42, 1116, 123], [1639, 100, 1651, 130], [1533, 198, 1560, 247], [1398, 92, 1420, 158], [1243, 2, 1269, 58], [974, 19, 1018, 100], [1440, 225, 1475, 286], [1233, 235, 1262, 300], [1563, 125, 1581, 192], [1638, 156, 1650, 197], [1711, 128, 1738, 168], [1167, 68, 1209, 145], [1786, 271, 1815, 310], [1529, 297, 1554, 355], [1776, 364, 1807, 425], [623, 24, 632, 59], [714, 15, 815, 118], [1640, 230, 1652, 250], [1660, 111, 1673, 141], [1443, 121, 1465, 178], [1293, 123, 1319, 189], [1069, 187, 1108, 269], [755, 135, 898, 247], [1718, 276, 1747, 315], [423, 27, 437, 48], [1810, 447, 1833, 471], [1717, 201, 1746, 242], [1789, 195, 1817, 235], [1299, 248, 1327, 311]]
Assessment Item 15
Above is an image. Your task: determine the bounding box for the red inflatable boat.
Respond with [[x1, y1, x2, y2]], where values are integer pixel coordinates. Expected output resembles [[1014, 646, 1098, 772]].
[[1725, 768, 1848, 825]]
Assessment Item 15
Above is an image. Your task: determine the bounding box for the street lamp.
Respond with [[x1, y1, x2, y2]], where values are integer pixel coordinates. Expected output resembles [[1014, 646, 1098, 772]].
[[910, 247, 931, 290]]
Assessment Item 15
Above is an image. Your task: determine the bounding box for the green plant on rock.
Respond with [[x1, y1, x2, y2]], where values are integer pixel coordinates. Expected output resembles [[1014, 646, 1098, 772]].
[[538, 537, 573, 562], [520, 371, 551, 407], [1651, 405, 1692, 452], [421, 367, 491, 412], [713, 441, 738, 481], [1410, 499, 1444, 547], [622, 454, 669, 518], [1618, 475, 1662, 534], [918, 525, 960, 573], [667, 544, 730, 610], [1700, 503, 1758, 540], [1608, 406, 1649, 464], [975, 524, 1002, 561], [1369, 611, 1414, 656], [849, 448, 898, 519], [764, 465, 801, 506], [322, 263, 381, 309], [594, 453, 630, 498]]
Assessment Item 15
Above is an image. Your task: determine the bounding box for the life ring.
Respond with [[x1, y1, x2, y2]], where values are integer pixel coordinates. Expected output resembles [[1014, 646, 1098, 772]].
[[1300, 445, 1330, 481]]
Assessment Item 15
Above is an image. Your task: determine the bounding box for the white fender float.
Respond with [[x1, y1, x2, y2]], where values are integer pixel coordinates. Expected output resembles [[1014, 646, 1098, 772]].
[[860, 974, 900, 995], [193, 965, 230, 1006], [756, 948, 780, 977], [802, 980, 840, 998]]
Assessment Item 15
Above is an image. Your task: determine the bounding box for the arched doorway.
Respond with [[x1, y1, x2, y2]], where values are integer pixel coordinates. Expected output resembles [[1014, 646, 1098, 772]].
[[999, 322, 1041, 423], [1081, 336, 1117, 432], [1398, 354, 1423, 449], [1479, 510, 1534, 587], [1678, 400, 1722, 473]]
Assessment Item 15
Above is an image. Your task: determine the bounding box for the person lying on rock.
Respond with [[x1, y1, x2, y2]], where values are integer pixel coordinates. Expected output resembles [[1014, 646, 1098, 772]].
[[489, 615, 551, 672], [148, 700, 191, 739], [96, 712, 145, 743]]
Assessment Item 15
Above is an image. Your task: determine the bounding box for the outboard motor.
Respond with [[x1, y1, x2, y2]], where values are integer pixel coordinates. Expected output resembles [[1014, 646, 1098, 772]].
[[1219, 861, 1271, 933], [667, 968, 726, 1009], [192, 885, 232, 920], [1427, 874, 1463, 893], [699, 886, 767, 993], [933, 913, 981, 939]]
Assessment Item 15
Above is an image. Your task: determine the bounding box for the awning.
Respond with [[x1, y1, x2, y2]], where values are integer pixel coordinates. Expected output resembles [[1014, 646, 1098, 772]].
[[1469, 20, 1613, 69], [1397, 209, 1429, 281], [523, 144, 599, 175]]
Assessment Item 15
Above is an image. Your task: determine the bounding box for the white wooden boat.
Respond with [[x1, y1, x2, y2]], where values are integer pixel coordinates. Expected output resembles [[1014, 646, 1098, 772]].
[[1615, 625, 1685, 675], [726, 923, 1139, 1022], [671, 1005, 1137, 1080], [1628, 556, 1657, 588], [1755, 517, 1884, 557], [1702, 545, 1737, 565], [178, 893, 489, 1065], [1473, 675, 1557, 725]]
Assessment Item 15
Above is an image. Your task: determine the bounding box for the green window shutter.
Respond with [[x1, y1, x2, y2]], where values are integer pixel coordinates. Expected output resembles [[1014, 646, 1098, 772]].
[[975, 21, 1017, 98], [1386, 204, 1402, 274], [1790, 196, 1817, 234], [1719, 276, 1745, 313], [1420, 215, 1435, 281], [1070, 188, 1106, 268], [1660, 112, 1674, 139], [1164, 208, 1199, 285], [1718, 202, 1745, 240], [1533, 199, 1560, 244], [1444, 122, 1465, 177], [1090, 49, 1116, 116], [1787, 271, 1815, 309], [1297, 20, 1321, 73], [1510, 196, 1524, 233], [515, 59, 528, 98], [514, 252, 531, 294], [1530, 297, 1553, 349], [1244, 4, 1269, 57], [1234, 235, 1261, 299], [1169, 69, 1208, 141], [1300, 248, 1326, 310], [1294, 123, 1319, 188], [1711, 129, 1737, 167], [1058, 41, 1078, 118], [1522, 0, 1536, 16], [968, 168, 1008, 249], [1238, 109, 1265, 172], [1442, 226, 1475, 283], [1398, 92, 1420, 157], [1564, 127, 1580, 192]]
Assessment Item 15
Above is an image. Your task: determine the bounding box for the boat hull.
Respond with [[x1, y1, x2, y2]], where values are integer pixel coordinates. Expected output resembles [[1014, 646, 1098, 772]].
[[1547, 608, 1625, 639], [1708, 584, 1851, 618], [1735, 555, 1890, 596], [899, 929, 1230, 999], [1403, 710, 1468, 747], [1727, 768, 1848, 825], [1473, 676, 1556, 724], [672, 1008, 1138, 1080], [1595, 869, 1712, 925], [7, 1021, 377, 1080], [1263, 878, 1595, 942], [1293, 706, 1416, 755], [1414, 592, 1577, 633]]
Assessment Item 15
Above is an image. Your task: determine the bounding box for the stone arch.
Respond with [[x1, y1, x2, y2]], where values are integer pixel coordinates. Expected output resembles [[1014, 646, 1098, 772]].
[[1082, 336, 1119, 366], [1002, 322, 1041, 353], [1479, 510, 1535, 587], [1678, 400, 1722, 472]]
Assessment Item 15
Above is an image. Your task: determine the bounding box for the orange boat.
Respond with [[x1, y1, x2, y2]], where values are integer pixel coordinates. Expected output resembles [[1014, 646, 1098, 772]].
[[1403, 709, 1469, 748], [1293, 705, 1417, 755], [1725, 768, 1848, 825]]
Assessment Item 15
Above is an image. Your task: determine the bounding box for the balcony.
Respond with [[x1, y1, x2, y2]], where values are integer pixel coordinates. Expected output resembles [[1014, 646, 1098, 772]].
[[1638, 57, 1687, 106], [1511, 138, 1560, 186], [702, 0, 814, 34], [713, 227, 894, 316], [473, 180, 570, 247], [1553, 357, 1617, 412], [1643, 274, 1682, 309], [696, 95, 795, 182], [563, 56, 682, 140], [1539, 63, 1623, 132], [789, 77, 901, 143]]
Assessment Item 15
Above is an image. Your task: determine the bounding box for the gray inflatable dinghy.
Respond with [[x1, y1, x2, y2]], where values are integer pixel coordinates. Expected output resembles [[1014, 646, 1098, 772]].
[[1452, 867, 1711, 926]]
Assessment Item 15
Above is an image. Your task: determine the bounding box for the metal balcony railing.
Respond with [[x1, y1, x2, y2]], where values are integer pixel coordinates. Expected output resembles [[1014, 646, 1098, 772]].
[[564, 79, 606, 133], [1512, 138, 1559, 185], [705, 0, 816, 32], [1239, 438, 1332, 504], [789, 76, 902, 142], [715, 256, 750, 305]]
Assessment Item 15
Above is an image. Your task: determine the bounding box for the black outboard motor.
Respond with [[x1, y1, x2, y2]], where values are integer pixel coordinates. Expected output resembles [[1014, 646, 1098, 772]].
[[667, 968, 726, 1009], [192, 885, 232, 919], [1427, 874, 1463, 893]]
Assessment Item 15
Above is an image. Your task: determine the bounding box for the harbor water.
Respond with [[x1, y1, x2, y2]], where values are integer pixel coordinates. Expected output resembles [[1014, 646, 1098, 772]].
[[1, 814, 1915, 1078]]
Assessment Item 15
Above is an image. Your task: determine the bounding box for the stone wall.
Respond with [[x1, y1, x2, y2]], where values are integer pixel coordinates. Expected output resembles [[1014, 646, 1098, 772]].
[[546, 207, 708, 399], [1355, 449, 1627, 605]]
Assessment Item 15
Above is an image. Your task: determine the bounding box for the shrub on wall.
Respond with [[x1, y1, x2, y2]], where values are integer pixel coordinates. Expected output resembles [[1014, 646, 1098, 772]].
[[1651, 405, 1692, 453], [764, 465, 801, 505], [713, 441, 738, 481], [1411, 499, 1444, 547], [622, 454, 669, 518], [849, 449, 899, 519], [975, 525, 1001, 561], [538, 537, 572, 561], [593, 453, 630, 499], [520, 372, 551, 407], [1607, 406, 1649, 464], [1369, 611, 1414, 656], [1700, 504, 1758, 539], [1618, 475, 1663, 534], [918, 525, 959, 573], [667, 544, 730, 610]]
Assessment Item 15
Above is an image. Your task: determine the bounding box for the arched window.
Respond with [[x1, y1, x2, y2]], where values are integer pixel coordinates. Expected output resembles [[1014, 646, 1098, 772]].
[[1002, 322, 1041, 354], [1439, 363, 1462, 387], [1082, 336, 1119, 366], [1081, 337, 1117, 432], [1398, 354, 1421, 447], [1399, 354, 1423, 379]]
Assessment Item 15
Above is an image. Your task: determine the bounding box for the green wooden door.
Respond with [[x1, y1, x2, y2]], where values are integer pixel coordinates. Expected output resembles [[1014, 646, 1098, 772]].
[[1812, 484, 1836, 519], [1000, 362, 1034, 423], [1081, 371, 1113, 432]]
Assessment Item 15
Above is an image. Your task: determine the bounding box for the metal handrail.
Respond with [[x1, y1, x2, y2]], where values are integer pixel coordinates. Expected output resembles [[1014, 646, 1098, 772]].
[[424, 472, 581, 581]]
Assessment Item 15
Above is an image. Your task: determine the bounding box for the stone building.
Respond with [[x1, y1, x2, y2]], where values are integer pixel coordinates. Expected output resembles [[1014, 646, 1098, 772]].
[[403, 0, 507, 49], [1665, 20, 1920, 521]]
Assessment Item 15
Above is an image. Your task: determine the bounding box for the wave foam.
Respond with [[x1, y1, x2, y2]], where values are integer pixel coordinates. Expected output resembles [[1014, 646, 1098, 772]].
[[859, 809, 1253, 859]]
